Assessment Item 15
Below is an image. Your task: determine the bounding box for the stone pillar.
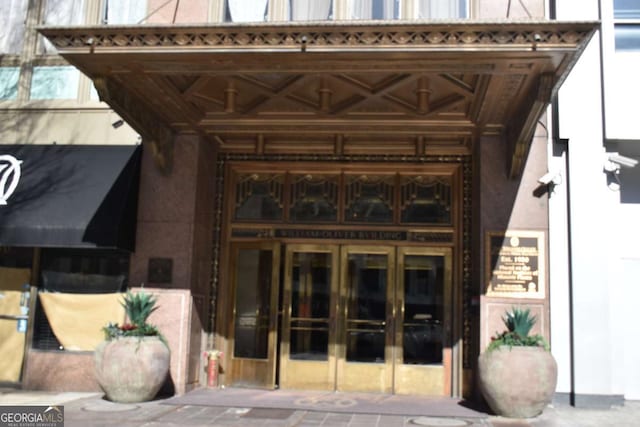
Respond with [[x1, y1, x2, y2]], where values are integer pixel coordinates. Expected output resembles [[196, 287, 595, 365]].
[[129, 135, 216, 395], [477, 129, 550, 395]]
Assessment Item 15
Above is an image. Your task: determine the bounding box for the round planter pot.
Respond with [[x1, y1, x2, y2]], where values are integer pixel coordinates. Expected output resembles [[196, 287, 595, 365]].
[[95, 336, 170, 403], [478, 346, 557, 418]]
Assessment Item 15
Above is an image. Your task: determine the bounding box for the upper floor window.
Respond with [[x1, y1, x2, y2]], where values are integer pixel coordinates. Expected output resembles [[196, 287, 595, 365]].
[[224, 0, 467, 23], [415, 0, 466, 19], [30, 66, 80, 100], [0, 67, 20, 100], [350, 0, 400, 20], [0, 0, 28, 55], [290, 0, 332, 20], [614, 0, 640, 51], [41, 0, 86, 54], [103, 0, 148, 24], [225, 0, 268, 22]]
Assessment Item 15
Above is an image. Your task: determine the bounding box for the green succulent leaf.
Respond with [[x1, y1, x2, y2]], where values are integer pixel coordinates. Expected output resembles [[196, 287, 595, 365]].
[[121, 291, 158, 327], [503, 307, 536, 338], [102, 291, 164, 343], [487, 307, 549, 352]]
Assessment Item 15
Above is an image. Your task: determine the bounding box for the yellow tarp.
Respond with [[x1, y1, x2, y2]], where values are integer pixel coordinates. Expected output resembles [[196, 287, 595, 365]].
[[0, 267, 31, 382], [0, 267, 31, 292], [39, 293, 126, 351]]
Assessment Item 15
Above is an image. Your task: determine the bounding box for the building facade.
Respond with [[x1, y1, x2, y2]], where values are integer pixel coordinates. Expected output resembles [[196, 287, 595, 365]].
[[548, 0, 640, 406], [1, 0, 631, 408]]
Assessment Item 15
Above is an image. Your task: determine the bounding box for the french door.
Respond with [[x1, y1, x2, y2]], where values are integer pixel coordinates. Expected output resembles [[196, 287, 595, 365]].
[[229, 242, 453, 395]]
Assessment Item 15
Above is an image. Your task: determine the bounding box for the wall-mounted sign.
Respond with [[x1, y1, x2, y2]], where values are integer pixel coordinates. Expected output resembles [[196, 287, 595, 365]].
[[0, 155, 22, 205], [231, 227, 454, 243], [485, 230, 545, 299]]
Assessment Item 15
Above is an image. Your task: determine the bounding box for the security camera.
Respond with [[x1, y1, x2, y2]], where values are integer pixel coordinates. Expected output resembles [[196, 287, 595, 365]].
[[538, 171, 561, 185], [608, 154, 638, 168]]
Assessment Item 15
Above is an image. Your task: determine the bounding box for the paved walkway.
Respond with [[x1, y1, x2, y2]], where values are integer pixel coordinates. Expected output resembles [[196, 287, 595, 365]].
[[1, 388, 640, 427]]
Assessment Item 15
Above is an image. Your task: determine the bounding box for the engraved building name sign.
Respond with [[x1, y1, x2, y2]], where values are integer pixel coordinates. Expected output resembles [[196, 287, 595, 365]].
[[486, 231, 545, 299]]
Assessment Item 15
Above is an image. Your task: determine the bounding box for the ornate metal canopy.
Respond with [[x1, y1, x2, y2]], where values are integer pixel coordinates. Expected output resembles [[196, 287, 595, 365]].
[[40, 21, 596, 176]]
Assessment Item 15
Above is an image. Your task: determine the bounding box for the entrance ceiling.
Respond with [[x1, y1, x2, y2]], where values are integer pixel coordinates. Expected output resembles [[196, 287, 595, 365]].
[[40, 21, 596, 177]]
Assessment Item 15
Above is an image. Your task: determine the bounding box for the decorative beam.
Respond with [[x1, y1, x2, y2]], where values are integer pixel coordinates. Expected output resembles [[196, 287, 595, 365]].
[[93, 76, 175, 175], [41, 22, 596, 54], [507, 73, 555, 178]]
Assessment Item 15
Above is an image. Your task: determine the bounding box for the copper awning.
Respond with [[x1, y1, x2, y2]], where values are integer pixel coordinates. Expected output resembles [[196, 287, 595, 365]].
[[39, 21, 597, 177]]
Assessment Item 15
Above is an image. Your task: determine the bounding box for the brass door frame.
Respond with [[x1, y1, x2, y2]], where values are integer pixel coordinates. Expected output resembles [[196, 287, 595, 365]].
[[228, 241, 280, 389], [336, 245, 396, 393], [394, 246, 453, 395], [228, 241, 454, 394], [279, 244, 339, 390]]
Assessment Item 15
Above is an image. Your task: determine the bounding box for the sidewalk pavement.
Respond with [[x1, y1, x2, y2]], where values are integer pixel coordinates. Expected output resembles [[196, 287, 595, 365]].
[[1, 388, 640, 427]]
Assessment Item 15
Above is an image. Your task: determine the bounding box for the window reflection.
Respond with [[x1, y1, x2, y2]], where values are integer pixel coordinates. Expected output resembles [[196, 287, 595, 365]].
[[345, 175, 394, 223], [346, 254, 387, 363], [400, 176, 451, 224], [30, 66, 80, 100], [233, 249, 273, 359], [290, 252, 331, 360], [0, 68, 20, 100], [234, 174, 284, 221], [614, 0, 640, 51], [289, 175, 338, 223], [403, 255, 444, 364]]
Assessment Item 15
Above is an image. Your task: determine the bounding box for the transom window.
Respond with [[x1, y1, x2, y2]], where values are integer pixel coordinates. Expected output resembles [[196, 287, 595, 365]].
[[232, 167, 453, 226]]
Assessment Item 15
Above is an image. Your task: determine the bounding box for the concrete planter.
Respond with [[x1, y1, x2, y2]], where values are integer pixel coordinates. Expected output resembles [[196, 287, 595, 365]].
[[478, 346, 557, 418], [95, 336, 170, 403]]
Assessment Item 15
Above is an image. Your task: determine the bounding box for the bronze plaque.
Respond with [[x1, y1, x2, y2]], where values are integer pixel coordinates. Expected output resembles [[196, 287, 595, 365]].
[[148, 257, 172, 284], [486, 231, 545, 299]]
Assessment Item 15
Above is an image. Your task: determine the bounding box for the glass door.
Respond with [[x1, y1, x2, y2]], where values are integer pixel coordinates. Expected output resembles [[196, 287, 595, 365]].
[[394, 247, 452, 395], [228, 242, 280, 388], [279, 244, 339, 390], [246, 243, 453, 395], [336, 245, 395, 393]]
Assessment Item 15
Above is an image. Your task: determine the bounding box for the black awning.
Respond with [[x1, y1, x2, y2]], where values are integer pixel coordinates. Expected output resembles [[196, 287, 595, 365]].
[[0, 144, 141, 251]]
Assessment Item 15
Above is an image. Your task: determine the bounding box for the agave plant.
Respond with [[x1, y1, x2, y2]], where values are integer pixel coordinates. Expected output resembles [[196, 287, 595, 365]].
[[103, 291, 162, 340], [488, 307, 548, 351], [503, 307, 536, 338]]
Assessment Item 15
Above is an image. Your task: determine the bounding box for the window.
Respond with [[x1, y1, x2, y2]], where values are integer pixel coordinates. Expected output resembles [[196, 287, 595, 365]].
[[41, 0, 86, 54], [32, 249, 129, 351], [289, 174, 339, 223], [0, 67, 20, 100], [235, 174, 284, 221], [614, 0, 640, 51], [225, 0, 268, 22], [289, 0, 333, 20], [0, 0, 28, 55], [344, 175, 394, 223], [231, 167, 454, 225], [103, 0, 148, 24], [350, 0, 400, 20], [30, 66, 80, 100], [416, 0, 466, 19]]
